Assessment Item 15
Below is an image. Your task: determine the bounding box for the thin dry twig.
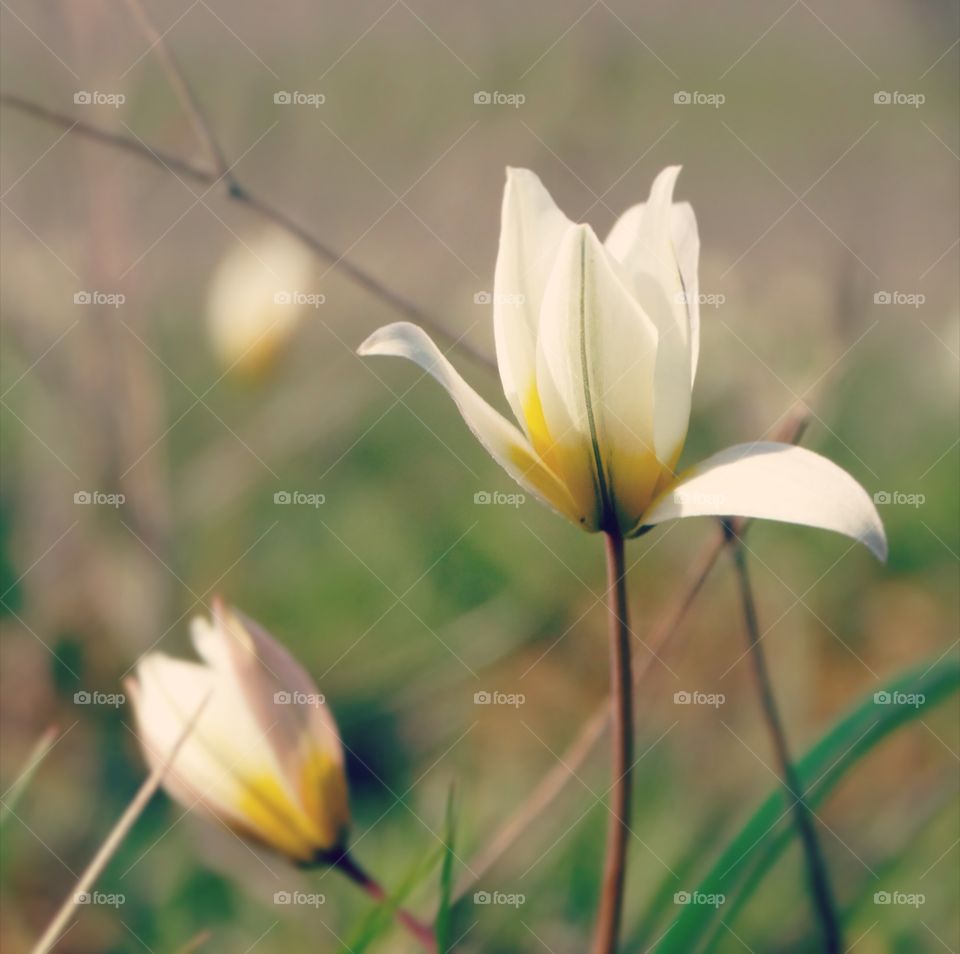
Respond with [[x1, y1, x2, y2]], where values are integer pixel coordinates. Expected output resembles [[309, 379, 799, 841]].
[[31, 697, 209, 954], [1, 93, 493, 370], [725, 525, 842, 952], [120, 0, 229, 178]]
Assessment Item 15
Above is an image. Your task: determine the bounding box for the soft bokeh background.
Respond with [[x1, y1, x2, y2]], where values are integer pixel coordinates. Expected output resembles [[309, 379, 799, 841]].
[[1, 1, 958, 951]]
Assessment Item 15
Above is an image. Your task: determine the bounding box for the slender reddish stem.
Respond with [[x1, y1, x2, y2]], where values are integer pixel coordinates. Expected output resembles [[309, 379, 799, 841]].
[[591, 530, 634, 954], [333, 851, 437, 952]]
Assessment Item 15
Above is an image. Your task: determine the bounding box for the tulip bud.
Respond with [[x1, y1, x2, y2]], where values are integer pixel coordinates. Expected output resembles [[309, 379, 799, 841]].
[[127, 600, 349, 864], [206, 229, 316, 377]]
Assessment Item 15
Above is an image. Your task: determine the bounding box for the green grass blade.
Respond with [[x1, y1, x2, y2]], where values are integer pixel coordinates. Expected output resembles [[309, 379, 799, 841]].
[[658, 656, 960, 953], [344, 845, 442, 953], [435, 788, 457, 952]]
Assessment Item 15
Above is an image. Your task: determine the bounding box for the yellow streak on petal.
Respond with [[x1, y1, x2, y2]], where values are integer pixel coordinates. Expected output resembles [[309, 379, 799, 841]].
[[608, 448, 669, 532], [519, 387, 599, 529], [298, 747, 350, 850], [235, 754, 346, 862]]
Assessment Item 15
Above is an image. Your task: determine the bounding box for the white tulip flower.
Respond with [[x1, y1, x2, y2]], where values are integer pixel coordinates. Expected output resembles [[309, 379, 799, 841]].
[[359, 166, 886, 558], [206, 229, 316, 376], [127, 600, 350, 864]]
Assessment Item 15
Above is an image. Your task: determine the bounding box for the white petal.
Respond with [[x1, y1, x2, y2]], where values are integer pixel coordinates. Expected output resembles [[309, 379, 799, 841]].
[[358, 321, 586, 526], [200, 602, 345, 792], [535, 224, 666, 529], [130, 654, 280, 839], [605, 165, 700, 387], [640, 442, 887, 560], [493, 168, 574, 433]]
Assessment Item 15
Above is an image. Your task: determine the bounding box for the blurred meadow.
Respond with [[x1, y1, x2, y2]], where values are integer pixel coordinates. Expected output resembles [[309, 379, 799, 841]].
[[1, 0, 958, 951]]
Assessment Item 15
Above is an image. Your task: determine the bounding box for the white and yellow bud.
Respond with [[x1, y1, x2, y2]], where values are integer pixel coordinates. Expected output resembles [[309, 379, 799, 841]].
[[360, 167, 885, 558], [206, 228, 316, 376], [127, 600, 349, 864]]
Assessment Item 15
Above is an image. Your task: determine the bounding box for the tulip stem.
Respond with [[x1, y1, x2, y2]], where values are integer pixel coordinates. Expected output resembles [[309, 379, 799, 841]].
[[591, 530, 634, 954], [332, 850, 438, 952], [724, 525, 843, 954]]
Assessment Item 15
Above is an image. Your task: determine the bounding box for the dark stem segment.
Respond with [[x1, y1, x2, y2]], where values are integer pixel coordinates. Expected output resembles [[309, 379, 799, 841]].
[[332, 850, 438, 953], [724, 526, 843, 954], [591, 530, 634, 954]]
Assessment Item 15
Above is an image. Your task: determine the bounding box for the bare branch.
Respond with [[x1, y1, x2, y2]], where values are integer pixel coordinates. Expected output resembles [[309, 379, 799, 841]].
[[121, 0, 229, 178], [1, 93, 494, 370]]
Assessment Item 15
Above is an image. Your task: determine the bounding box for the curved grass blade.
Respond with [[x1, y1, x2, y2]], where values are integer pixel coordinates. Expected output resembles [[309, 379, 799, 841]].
[[343, 845, 442, 953], [659, 656, 959, 953], [435, 788, 457, 952]]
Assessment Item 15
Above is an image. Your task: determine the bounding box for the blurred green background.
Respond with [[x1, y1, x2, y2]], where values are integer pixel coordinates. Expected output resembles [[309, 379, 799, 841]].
[[1, 0, 957, 951]]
